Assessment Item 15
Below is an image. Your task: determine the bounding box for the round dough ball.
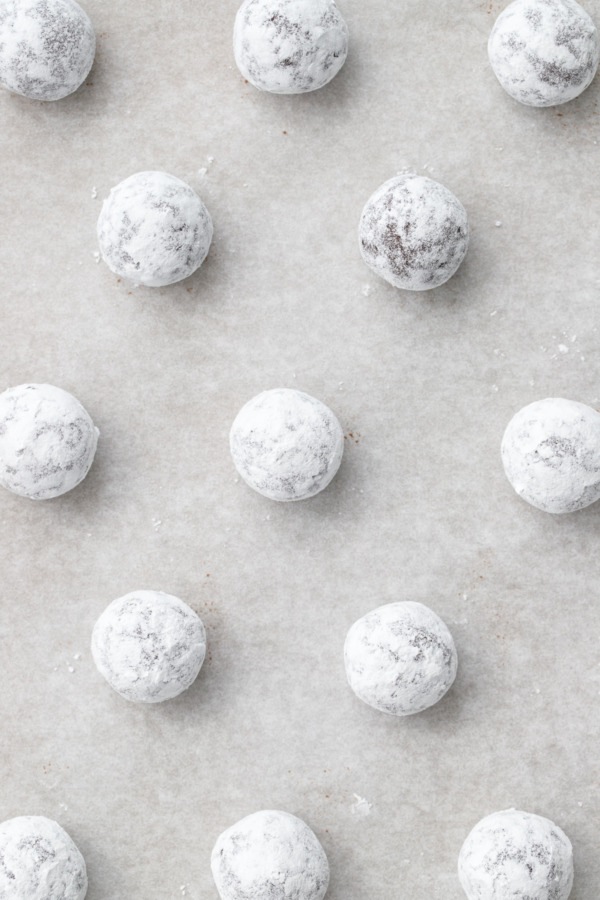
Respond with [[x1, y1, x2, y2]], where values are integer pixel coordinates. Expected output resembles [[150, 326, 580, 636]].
[[230, 388, 344, 501], [488, 0, 599, 106], [97, 171, 213, 287], [0, 815, 87, 900], [211, 809, 329, 900], [501, 397, 600, 514], [344, 601, 458, 716], [359, 175, 469, 291], [458, 808, 573, 900], [0, 383, 98, 500], [91, 590, 206, 703], [233, 0, 348, 94], [0, 0, 95, 101]]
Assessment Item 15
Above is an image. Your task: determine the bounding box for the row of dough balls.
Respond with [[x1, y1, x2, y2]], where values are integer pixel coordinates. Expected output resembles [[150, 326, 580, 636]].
[[1, 383, 600, 515], [0, 807, 574, 899], [91, 588, 456, 716], [0, 0, 598, 106], [94, 168, 470, 292]]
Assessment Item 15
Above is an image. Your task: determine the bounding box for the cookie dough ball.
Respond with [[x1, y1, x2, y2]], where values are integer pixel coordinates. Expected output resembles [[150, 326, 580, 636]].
[[344, 601, 458, 716], [0, 383, 98, 500], [211, 810, 330, 900], [458, 808, 573, 900], [230, 388, 344, 501], [0, 815, 87, 899], [359, 175, 469, 291], [488, 0, 599, 106], [233, 0, 348, 93], [501, 397, 600, 514], [91, 590, 206, 703], [0, 0, 95, 101], [97, 171, 213, 287]]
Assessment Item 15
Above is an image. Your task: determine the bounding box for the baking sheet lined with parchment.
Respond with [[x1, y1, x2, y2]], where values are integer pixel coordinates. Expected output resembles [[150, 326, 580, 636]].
[[0, 0, 599, 897]]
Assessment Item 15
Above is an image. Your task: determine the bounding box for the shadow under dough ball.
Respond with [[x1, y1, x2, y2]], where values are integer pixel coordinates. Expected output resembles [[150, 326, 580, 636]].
[[211, 810, 330, 900], [91, 590, 206, 703], [97, 171, 213, 287], [458, 809, 573, 900], [230, 388, 344, 501], [0, 383, 98, 500], [359, 175, 469, 291], [233, 0, 348, 93], [501, 397, 600, 513], [0, 0, 95, 100], [344, 601, 458, 716], [488, 0, 599, 106], [0, 816, 87, 899]]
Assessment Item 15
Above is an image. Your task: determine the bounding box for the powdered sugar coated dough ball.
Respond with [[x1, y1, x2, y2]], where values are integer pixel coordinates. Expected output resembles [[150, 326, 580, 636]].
[[458, 808, 573, 900], [91, 590, 206, 703], [230, 388, 344, 501], [233, 0, 348, 93], [211, 810, 330, 900], [488, 0, 599, 106], [0, 383, 98, 500], [0, 815, 87, 900], [501, 397, 600, 513], [344, 601, 458, 716], [0, 0, 95, 100], [359, 175, 469, 291], [97, 171, 213, 287]]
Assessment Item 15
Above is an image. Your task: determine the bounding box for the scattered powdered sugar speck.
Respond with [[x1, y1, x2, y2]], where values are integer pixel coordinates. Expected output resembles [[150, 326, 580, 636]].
[[351, 794, 372, 817]]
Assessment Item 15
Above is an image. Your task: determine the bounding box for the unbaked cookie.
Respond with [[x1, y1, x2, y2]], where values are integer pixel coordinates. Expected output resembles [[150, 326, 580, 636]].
[[488, 0, 599, 106], [230, 388, 344, 501], [211, 809, 329, 900], [0, 0, 95, 100], [359, 175, 469, 291], [501, 397, 600, 513], [0, 383, 98, 500], [344, 601, 458, 716], [97, 171, 213, 287], [0, 815, 87, 899], [233, 0, 348, 93], [91, 590, 206, 703], [458, 808, 573, 900]]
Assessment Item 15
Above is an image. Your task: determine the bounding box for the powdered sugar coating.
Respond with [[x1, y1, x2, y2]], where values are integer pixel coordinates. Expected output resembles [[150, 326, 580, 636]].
[[0, 383, 98, 500], [344, 601, 458, 716], [211, 809, 330, 900], [0, 0, 95, 100], [488, 0, 599, 106], [501, 397, 600, 514], [0, 816, 87, 899], [358, 175, 469, 291], [458, 808, 573, 900], [97, 171, 213, 287], [233, 0, 348, 93], [230, 388, 344, 501], [91, 590, 206, 703]]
